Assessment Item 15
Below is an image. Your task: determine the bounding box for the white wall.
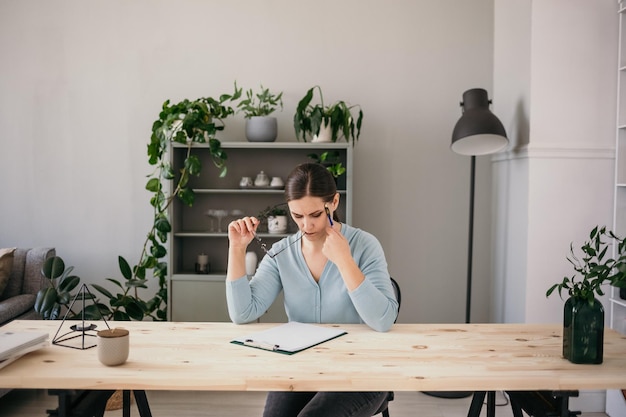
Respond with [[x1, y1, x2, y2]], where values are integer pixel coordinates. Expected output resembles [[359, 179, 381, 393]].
[[0, 0, 500, 324], [493, 0, 617, 326], [0, 0, 618, 328]]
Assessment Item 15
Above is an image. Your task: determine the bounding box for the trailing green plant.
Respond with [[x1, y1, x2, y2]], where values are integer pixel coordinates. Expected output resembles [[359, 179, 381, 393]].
[[34, 256, 82, 320], [257, 204, 288, 220], [308, 151, 346, 178], [237, 84, 283, 118], [294, 85, 363, 146], [547, 225, 626, 305], [85, 84, 242, 321]]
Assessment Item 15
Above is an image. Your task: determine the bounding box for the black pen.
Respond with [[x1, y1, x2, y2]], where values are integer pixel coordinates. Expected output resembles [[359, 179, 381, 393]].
[[325, 206, 333, 226]]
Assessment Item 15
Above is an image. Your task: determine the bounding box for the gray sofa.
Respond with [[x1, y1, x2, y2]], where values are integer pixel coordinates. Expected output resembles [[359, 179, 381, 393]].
[[0, 247, 55, 326], [0, 247, 54, 398]]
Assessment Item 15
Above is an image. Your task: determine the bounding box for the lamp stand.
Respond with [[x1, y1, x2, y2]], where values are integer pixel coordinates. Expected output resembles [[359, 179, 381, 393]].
[[465, 155, 475, 324], [423, 156, 476, 399]]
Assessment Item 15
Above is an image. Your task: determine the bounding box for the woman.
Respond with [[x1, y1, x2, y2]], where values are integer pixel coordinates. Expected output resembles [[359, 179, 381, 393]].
[[226, 163, 398, 417]]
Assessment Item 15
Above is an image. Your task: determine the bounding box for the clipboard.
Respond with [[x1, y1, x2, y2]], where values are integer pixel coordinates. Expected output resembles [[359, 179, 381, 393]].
[[231, 322, 347, 355]]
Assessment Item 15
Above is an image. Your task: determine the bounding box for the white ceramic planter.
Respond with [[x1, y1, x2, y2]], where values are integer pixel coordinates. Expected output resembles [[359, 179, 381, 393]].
[[312, 120, 332, 142], [245, 116, 277, 142], [268, 215, 288, 234]]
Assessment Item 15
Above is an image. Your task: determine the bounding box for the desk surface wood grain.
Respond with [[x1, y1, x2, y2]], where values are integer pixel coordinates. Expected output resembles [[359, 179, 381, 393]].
[[1, 321, 625, 392]]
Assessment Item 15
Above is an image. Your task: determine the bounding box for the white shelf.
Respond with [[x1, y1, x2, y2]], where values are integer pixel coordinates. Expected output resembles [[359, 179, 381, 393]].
[[173, 141, 352, 149], [609, 6, 626, 415]]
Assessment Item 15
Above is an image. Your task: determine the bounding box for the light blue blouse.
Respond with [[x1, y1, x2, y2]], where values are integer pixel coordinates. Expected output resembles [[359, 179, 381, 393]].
[[225, 224, 398, 332]]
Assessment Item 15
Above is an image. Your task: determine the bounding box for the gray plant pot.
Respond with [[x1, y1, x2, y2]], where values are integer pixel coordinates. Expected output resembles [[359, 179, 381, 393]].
[[245, 116, 278, 142]]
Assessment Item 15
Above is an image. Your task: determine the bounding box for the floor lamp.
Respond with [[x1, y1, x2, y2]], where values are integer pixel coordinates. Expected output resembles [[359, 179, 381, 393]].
[[451, 87, 508, 323], [424, 88, 508, 401]]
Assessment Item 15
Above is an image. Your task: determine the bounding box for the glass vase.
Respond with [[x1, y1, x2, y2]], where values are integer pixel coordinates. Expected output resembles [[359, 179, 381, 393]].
[[562, 296, 604, 364]]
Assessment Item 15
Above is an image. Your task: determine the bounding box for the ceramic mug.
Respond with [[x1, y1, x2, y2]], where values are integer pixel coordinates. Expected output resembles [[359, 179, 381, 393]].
[[97, 328, 129, 366]]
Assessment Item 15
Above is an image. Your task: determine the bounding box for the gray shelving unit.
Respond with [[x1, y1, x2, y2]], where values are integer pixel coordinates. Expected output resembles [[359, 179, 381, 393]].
[[167, 141, 353, 322]]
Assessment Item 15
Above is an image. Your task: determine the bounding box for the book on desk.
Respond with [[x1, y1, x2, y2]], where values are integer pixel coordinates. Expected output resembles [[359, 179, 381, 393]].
[[0, 331, 48, 369]]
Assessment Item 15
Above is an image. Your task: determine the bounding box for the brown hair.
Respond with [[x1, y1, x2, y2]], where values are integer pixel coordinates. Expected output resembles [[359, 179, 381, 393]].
[[285, 163, 340, 221]]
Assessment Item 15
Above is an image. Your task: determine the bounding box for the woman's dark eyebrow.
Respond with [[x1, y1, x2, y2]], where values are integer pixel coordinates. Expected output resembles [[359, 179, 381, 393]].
[[291, 209, 324, 216]]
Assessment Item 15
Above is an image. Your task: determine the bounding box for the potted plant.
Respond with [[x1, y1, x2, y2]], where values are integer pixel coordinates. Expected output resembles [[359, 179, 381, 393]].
[[34, 256, 82, 320], [308, 151, 346, 178], [33, 255, 151, 322], [293, 85, 363, 145], [81, 84, 242, 322], [237, 84, 283, 142], [85, 255, 157, 321], [258, 205, 289, 234], [546, 225, 626, 364]]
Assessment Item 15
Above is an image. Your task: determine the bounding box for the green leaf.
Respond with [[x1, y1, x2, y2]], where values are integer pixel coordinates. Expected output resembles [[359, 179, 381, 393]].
[[58, 291, 71, 305], [58, 275, 80, 293], [105, 278, 125, 289], [82, 303, 112, 320], [146, 178, 160, 192], [154, 216, 171, 234], [113, 310, 131, 321], [126, 278, 148, 289], [185, 155, 202, 176], [92, 283, 115, 299], [49, 304, 61, 320], [34, 287, 58, 314], [118, 256, 133, 280], [125, 300, 145, 321], [162, 163, 175, 180], [135, 265, 146, 280], [179, 187, 195, 206], [42, 257, 65, 280], [151, 243, 167, 259]]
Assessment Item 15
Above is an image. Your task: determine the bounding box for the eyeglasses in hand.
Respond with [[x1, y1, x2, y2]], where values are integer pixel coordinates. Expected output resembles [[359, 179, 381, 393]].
[[253, 231, 303, 259]]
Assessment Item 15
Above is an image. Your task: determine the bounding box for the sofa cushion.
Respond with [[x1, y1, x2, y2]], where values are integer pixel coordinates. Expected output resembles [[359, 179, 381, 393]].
[[0, 248, 16, 297], [1, 248, 27, 301], [0, 294, 36, 325]]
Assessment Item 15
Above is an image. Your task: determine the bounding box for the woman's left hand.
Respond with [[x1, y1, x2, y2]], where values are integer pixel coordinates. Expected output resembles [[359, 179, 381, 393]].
[[322, 226, 352, 267]]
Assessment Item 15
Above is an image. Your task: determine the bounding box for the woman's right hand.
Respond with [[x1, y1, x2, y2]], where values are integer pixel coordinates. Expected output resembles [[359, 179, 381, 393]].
[[227, 216, 259, 249]]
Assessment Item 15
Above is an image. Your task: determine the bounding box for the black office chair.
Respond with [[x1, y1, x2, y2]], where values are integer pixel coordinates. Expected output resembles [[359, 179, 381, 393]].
[[507, 390, 581, 417], [373, 277, 401, 417], [467, 390, 581, 417]]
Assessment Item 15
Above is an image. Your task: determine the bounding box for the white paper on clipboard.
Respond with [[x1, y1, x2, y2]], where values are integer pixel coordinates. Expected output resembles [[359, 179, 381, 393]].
[[231, 322, 347, 355]]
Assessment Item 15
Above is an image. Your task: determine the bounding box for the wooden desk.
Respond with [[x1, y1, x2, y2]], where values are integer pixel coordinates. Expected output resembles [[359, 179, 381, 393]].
[[1, 320, 626, 392]]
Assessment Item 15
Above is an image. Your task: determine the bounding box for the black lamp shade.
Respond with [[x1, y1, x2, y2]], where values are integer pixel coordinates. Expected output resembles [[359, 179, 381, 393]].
[[451, 88, 508, 156]]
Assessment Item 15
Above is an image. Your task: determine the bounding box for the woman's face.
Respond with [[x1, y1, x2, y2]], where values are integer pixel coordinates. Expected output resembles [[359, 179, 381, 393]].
[[287, 195, 335, 241]]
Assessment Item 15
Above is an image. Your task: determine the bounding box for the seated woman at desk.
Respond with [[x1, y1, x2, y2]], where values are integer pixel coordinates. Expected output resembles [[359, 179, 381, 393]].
[[226, 162, 399, 417]]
